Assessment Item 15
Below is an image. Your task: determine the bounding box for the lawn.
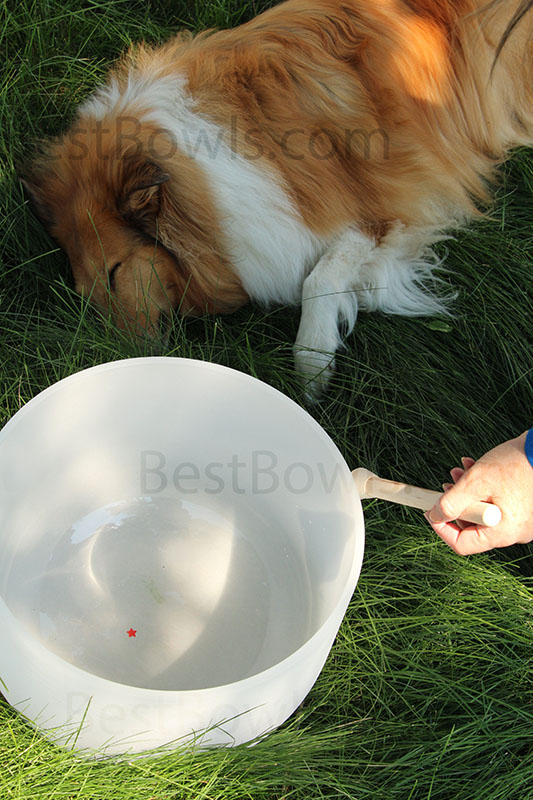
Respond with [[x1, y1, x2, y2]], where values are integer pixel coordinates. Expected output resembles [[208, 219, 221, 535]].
[[1, 1, 532, 798]]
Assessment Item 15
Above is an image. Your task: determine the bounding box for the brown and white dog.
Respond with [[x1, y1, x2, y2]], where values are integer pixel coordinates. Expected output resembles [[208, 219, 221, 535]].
[[22, 0, 532, 398]]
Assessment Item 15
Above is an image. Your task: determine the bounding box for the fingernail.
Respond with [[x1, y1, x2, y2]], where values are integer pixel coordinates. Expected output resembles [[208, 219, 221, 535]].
[[460, 457, 468, 467], [442, 482, 453, 492]]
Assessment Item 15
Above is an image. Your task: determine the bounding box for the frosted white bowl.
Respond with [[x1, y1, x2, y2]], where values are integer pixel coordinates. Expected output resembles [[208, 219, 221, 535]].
[[0, 357, 364, 756]]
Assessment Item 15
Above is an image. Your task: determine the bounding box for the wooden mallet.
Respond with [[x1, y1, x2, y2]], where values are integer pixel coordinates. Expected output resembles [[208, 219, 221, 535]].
[[352, 468, 502, 527]]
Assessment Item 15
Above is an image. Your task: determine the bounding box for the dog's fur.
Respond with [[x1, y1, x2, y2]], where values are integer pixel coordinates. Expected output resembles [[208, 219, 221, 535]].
[[22, 0, 532, 398]]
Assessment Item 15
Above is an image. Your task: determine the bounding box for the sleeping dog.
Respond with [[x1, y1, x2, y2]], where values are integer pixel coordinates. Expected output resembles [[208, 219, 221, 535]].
[[22, 0, 533, 398]]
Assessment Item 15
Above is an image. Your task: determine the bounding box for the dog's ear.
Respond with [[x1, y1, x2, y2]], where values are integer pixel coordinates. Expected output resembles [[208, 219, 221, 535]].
[[119, 158, 170, 229], [20, 175, 55, 229]]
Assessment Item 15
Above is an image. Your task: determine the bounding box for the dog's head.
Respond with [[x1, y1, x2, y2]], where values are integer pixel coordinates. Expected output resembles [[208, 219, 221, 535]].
[[22, 115, 247, 332]]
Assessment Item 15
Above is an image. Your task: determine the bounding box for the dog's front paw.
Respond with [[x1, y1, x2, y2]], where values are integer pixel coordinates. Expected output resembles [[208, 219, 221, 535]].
[[293, 345, 336, 404]]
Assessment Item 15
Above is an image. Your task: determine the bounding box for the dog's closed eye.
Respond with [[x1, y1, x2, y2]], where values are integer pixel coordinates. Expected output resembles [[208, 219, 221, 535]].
[[108, 262, 121, 290]]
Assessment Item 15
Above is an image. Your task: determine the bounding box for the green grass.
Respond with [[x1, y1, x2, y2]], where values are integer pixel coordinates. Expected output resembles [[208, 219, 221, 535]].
[[1, 0, 532, 798]]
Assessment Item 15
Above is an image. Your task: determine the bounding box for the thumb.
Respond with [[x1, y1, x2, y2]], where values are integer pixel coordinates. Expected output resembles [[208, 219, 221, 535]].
[[428, 479, 480, 524]]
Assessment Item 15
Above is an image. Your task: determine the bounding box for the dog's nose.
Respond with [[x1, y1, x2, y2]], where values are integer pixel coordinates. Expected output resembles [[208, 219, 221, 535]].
[[118, 302, 165, 340]]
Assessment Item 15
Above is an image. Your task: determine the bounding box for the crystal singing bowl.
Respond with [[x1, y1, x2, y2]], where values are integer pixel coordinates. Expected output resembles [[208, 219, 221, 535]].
[[0, 357, 364, 756]]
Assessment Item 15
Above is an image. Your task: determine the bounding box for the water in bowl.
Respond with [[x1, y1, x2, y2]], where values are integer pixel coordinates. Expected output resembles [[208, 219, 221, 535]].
[[5, 497, 313, 690]]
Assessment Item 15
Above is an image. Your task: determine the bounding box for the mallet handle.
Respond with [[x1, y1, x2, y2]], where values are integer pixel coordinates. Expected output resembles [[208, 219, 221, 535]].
[[352, 469, 501, 527]]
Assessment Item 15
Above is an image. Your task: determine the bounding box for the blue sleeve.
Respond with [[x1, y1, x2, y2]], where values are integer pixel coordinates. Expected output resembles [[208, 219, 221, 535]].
[[525, 428, 533, 469]]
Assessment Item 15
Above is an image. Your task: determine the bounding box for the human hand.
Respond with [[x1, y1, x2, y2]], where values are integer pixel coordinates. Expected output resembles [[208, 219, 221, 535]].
[[425, 431, 533, 555]]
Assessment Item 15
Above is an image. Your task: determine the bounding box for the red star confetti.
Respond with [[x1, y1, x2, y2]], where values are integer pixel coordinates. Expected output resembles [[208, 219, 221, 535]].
[[127, 628, 137, 638]]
